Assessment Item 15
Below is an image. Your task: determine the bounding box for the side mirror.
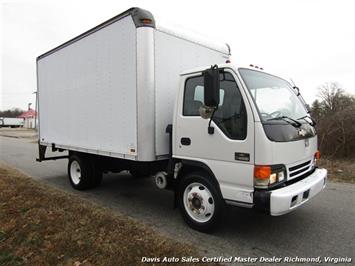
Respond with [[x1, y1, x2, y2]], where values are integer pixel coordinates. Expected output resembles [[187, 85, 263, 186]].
[[203, 65, 220, 107]]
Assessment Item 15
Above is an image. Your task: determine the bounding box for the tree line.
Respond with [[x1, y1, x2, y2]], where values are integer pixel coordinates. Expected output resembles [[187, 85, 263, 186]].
[[0, 108, 25, 118], [311, 82, 355, 158]]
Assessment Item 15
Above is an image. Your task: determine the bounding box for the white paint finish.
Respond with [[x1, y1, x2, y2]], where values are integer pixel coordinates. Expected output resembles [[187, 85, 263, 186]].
[[38, 16, 137, 158], [254, 122, 274, 164], [136, 27, 156, 161], [272, 136, 317, 165], [270, 168, 327, 216], [155, 23, 230, 55], [173, 68, 255, 203], [154, 30, 229, 156], [254, 120, 318, 183], [173, 156, 254, 203], [38, 16, 231, 161], [254, 122, 317, 165], [41, 142, 136, 160]]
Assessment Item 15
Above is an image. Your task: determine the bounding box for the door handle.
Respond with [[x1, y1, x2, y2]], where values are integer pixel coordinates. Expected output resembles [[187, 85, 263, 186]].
[[181, 137, 191, 146]]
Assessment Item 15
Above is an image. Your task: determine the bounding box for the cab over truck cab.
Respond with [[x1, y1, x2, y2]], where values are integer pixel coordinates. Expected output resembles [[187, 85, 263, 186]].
[[37, 7, 327, 232], [173, 64, 327, 231]]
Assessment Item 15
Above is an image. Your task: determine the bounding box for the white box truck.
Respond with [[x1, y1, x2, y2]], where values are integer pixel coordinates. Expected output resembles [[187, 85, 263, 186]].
[[37, 7, 327, 232], [0, 117, 24, 128]]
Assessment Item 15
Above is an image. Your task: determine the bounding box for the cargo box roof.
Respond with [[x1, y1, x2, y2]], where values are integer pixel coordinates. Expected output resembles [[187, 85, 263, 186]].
[[37, 7, 230, 60]]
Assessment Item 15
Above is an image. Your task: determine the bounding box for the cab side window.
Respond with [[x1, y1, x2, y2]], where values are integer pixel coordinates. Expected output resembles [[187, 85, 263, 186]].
[[183, 72, 247, 140]]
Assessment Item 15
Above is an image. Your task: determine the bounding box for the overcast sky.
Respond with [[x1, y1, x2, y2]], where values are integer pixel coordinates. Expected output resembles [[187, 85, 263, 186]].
[[1, 0, 354, 110]]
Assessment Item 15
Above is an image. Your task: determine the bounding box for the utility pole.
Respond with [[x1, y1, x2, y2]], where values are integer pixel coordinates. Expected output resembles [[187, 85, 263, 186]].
[[33, 91, 38, 130]]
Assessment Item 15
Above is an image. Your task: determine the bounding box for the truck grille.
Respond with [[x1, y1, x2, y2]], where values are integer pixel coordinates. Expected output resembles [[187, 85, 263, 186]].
[[288, 160, 312, 180]]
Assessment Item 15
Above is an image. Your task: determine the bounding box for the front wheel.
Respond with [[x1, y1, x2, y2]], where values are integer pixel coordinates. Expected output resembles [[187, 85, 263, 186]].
[[177, 172, 224, 232]]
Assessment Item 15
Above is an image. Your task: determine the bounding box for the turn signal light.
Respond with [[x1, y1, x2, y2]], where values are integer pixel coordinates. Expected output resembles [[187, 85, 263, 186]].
[[315, 151, 321, 160], [254, 165, 286, 188], [314, 150, 321, 167], [254, 166, 271, 179]]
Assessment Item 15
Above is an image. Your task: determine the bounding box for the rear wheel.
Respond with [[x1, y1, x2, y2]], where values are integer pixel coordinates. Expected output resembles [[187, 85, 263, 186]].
[[68, 154, 102, 190], [177, 171, 224, 232]]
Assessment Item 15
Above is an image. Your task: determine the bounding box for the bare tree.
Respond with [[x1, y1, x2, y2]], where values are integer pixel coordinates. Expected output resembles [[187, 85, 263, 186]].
[[313, 83, 355, 158], [317, 82, 344, 112], [0, 108, 25, 118]]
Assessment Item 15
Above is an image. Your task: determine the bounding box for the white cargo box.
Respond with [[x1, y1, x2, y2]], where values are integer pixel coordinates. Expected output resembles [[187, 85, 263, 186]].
[[0, 117, 24, 127], [37, 7, 230, 161]]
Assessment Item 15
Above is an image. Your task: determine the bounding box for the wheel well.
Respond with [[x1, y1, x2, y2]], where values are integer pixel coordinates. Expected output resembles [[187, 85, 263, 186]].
[[176, 160, 222, 197]]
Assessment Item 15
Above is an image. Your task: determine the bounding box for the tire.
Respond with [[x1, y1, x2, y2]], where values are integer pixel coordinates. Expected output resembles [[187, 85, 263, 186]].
[[177, 171, 224, 232], [68, 154, 102, 190]]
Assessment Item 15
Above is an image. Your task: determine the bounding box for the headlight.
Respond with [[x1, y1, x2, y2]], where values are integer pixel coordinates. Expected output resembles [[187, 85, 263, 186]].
[[254, 165, 286, 189]]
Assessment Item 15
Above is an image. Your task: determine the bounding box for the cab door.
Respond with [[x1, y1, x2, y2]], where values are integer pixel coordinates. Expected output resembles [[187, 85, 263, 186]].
[[173, 69, 255, 203]]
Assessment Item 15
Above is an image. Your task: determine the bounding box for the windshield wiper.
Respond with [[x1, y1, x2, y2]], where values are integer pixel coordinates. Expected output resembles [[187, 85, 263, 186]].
[[297, 115, 316, 126], [267, 116, 302, 128]]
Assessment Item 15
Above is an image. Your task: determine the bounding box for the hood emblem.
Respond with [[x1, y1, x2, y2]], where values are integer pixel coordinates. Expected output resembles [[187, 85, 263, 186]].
[[298, 128, 307, 137]]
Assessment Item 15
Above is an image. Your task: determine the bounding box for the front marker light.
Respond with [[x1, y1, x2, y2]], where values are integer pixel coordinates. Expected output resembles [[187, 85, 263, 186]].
[[269, 173, 277, 184], [315, 150, 321, 160], [314, 150, 321, 167]]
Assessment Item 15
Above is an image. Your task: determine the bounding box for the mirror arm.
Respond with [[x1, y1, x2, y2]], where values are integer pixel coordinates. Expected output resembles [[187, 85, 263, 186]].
[[208, 108, 217, 134]]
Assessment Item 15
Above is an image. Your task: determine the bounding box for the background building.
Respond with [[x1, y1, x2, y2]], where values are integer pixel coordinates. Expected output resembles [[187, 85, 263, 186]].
[[18, 108, 37, 129]]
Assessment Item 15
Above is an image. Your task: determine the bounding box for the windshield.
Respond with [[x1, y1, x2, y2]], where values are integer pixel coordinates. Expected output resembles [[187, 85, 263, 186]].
[[238, 68, 308, 122]]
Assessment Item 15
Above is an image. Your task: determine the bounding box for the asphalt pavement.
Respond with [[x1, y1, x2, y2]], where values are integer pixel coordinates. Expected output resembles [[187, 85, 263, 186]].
[[1, 135, 354, 264]]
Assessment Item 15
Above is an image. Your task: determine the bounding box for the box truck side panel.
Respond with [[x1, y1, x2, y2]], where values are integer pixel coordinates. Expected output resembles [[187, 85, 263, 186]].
[[154, 30, 229, 157], [38, 16, 138, 158]]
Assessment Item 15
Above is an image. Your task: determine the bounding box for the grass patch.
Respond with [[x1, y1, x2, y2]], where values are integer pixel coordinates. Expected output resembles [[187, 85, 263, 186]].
[[0, 250, 23, 265], [0, 165, 209, 265], [319, 158, 355, 184]]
